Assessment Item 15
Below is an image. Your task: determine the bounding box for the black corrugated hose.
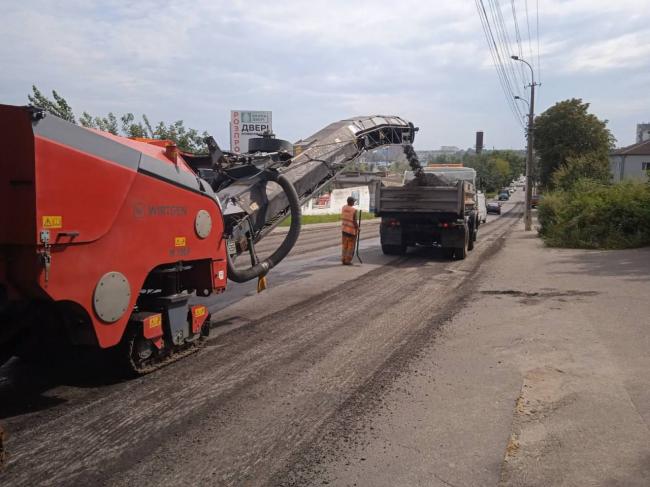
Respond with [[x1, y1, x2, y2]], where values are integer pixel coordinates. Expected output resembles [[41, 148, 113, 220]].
[[226, 170, 302, 283]]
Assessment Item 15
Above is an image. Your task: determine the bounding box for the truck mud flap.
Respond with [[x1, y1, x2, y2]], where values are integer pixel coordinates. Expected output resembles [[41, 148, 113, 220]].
[[380, 226, 404, 245], [440, 228, 466, 248]]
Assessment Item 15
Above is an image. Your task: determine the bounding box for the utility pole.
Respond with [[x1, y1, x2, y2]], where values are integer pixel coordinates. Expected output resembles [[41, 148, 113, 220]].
[[512, 55, 538, 231], [525, 83, 535, 231]]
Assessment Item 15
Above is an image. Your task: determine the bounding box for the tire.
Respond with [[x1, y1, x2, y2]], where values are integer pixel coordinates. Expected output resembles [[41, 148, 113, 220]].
[[467, 218, 476, 251], [381, 243, 406, 255], [454, 229, 469, 260]]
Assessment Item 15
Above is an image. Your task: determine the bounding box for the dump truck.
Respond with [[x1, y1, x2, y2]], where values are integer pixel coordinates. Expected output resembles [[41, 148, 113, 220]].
[[0, 105, 417, 374], [375, 164, 478, 259]]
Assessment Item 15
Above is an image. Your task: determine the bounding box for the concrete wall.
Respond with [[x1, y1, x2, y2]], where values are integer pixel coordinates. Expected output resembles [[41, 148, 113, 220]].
[[609, 154, 650, 182]]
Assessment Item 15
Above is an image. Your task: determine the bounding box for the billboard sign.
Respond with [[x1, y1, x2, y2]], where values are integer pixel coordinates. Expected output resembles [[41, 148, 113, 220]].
[[230, 110, 272, 154]]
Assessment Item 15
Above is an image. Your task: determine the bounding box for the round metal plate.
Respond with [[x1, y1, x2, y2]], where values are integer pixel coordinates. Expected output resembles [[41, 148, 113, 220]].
[[93, 272, 131, 323], [195, 209, 212, 239]]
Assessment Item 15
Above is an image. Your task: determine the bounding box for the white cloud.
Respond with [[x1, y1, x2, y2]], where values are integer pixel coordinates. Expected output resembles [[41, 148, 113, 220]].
[[0, 0, 648, 148], [569, 31, 650, 72]]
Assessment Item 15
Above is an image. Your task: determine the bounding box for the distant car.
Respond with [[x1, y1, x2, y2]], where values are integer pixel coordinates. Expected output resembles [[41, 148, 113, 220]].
[[531, 193, 543, 208], [486, 202, 501, 214], [498, 191, 510, 201]]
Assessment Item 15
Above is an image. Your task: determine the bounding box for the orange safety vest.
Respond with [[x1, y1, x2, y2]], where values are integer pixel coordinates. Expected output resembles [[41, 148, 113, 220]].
[[341, 205, 357, 236]]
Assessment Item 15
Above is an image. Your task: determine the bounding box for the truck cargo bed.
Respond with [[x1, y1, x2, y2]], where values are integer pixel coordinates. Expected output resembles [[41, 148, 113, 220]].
[[375, 181, 475, 216]]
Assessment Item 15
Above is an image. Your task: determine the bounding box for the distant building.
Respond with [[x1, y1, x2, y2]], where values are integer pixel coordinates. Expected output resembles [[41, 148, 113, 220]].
[[301, 171, 387, 215], [301, 186, 371, 215], [637, 123, 650, 143], [609, 139, 650, 182]]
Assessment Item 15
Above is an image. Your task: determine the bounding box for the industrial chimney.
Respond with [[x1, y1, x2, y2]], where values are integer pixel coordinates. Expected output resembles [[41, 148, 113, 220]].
[[475, 131, 484, 155]]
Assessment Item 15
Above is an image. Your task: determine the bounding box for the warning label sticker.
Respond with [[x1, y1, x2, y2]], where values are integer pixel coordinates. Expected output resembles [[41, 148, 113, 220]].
[[148, 315, 162, 328], [42, 216, 62, 229]]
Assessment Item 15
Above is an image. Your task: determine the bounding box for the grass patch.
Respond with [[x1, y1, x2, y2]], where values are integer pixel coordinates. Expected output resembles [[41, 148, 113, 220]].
[[279, 212, 376, 227], [537, 179, 650, 249]]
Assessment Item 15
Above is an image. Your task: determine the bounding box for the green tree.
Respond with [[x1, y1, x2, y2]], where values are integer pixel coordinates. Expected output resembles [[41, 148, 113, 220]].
[[492, 157, 511, 184], [534, 98, 615, 188], [150, 120, 209, 153], [551, 153, 611, 190], [28, 86, 208, 153], [79, 111, 119, 135], [28, 85, 76, 123], [462, 150, 524, 192], [119, 113, 152, 138]]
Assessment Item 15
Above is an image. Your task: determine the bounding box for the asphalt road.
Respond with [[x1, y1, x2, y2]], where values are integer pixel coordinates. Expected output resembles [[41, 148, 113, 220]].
[[0, 196, 521, 486]]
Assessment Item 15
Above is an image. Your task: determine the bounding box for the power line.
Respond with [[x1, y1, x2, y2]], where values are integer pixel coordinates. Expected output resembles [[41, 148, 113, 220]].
[[524, 0, 534, 60], [482, 0, 524, 110], [475, 0, 526, 127], [536, 0, 541, 84], [491, 0, 526, 94], [476, 0, 523, 123], [510, 0, 527, 86]]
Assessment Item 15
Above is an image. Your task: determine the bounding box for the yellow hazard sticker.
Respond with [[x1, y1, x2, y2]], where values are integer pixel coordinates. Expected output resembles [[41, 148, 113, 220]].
[[174, 236, 186, 247], [148, 314, 162, 328], [193, 306, 206, 318], [42, 215, 62, 229]]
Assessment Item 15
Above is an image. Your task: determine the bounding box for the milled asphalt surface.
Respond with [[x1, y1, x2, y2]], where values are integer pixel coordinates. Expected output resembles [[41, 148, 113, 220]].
[[0, 196, 522, 486], [3, 191, 646, 487]]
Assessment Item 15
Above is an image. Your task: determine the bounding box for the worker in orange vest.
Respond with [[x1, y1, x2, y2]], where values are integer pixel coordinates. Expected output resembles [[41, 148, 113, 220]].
[[341, 196, 359, 265]]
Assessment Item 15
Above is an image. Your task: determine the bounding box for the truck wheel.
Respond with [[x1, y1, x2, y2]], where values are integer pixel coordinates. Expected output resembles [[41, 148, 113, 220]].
[[454, 231, 469, 260], [468, 221, 476, 251], [382, 244, 406, 255]]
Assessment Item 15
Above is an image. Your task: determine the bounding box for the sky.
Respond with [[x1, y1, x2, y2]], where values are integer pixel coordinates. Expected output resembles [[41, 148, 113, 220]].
[[1, 0, 648, 150]]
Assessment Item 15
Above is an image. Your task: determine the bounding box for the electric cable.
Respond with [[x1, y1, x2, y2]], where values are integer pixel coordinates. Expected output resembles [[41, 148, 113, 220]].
[[475, 0, 526, 127]]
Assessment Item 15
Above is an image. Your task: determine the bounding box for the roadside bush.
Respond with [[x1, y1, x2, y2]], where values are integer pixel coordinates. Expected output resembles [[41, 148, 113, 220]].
[[538, 179, 650, 249], [551, 153, 610, 191]]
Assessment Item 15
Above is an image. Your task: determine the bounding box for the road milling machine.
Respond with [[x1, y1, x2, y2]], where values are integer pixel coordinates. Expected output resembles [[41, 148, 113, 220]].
[[0, 105, 419, 374]]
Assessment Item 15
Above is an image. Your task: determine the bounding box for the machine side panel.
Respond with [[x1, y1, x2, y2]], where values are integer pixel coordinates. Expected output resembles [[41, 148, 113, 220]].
[[34, 136, 138, 243], [38, 172, 226, 348]]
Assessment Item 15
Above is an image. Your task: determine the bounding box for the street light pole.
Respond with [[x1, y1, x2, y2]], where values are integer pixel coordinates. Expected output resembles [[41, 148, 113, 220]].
[[514, 95, 529, 107], [514, 96, 529, 132], [511, 56, 538, 231]]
